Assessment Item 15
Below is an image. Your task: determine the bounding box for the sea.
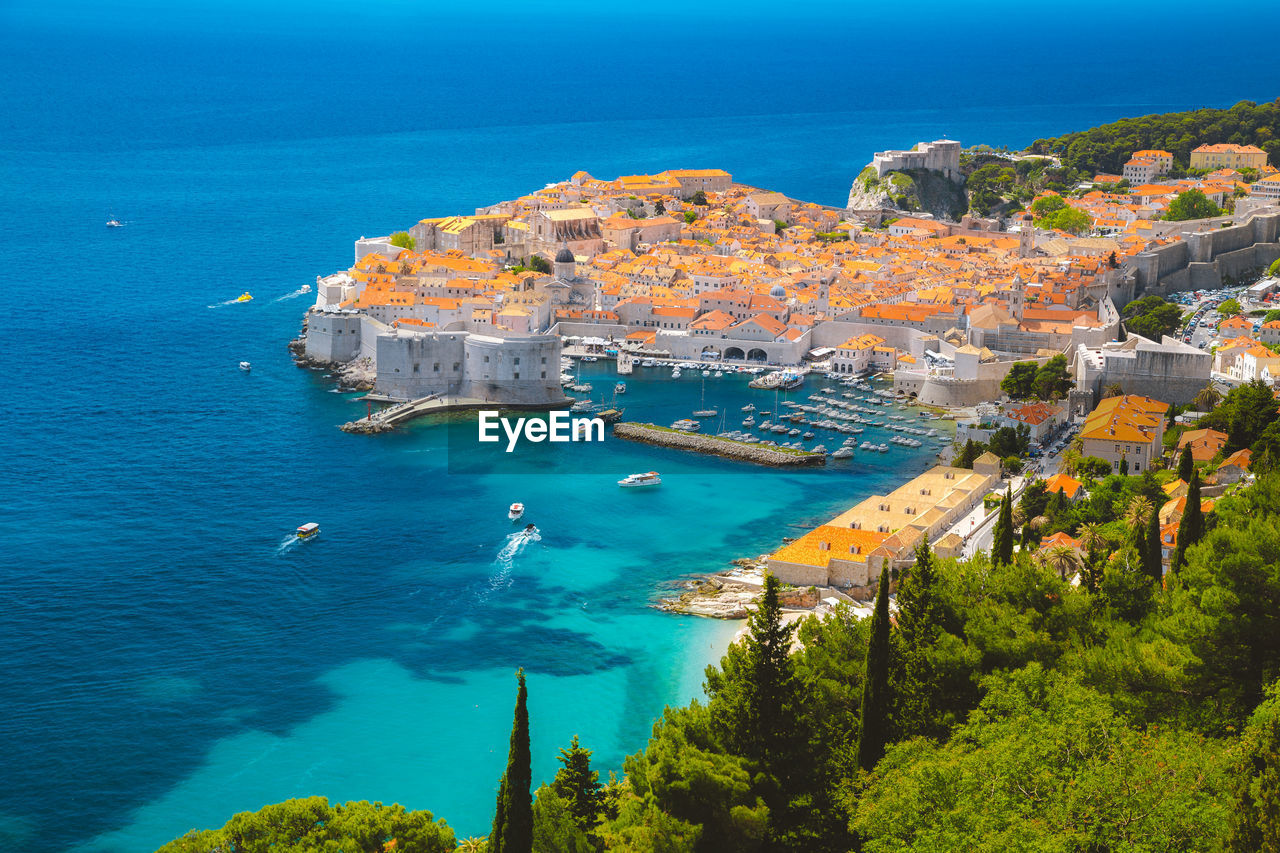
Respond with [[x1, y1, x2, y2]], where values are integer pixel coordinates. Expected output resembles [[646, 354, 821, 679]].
[[2, 4, 1279, 850]]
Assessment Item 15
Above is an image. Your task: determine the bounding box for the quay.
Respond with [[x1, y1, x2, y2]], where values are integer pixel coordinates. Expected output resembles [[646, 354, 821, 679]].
[[340, 394, 567, 434], [612, 422, 826, 467]]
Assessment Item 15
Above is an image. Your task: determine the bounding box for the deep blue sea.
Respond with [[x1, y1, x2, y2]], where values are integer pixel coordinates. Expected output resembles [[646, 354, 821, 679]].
[[2, 5, 1279, 850]]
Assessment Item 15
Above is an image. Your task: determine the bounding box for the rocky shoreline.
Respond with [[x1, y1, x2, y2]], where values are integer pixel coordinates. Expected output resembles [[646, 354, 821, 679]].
[[613, 423, 825, 467], [657, 561, 872, 621]]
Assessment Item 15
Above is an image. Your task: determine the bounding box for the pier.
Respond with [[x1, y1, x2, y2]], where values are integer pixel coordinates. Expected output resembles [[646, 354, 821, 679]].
[[612, 422, 826, 467], [339, 394, 567, 433]]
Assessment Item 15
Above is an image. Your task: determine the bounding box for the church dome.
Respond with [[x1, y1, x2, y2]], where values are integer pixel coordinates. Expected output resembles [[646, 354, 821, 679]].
[[769, 283, 786, 299], [555, 247, 575, 263]]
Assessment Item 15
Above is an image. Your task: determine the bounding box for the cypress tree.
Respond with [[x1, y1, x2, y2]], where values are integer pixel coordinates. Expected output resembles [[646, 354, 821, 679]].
[[491, 669, 533, 853], [992, 488, 1015, 566], [1143, 503, 1163, 584], [1119, 455, 1129, 476], [1172, 471, 1204, 573], [895, 540, 942, 738], [1178, 445, 1194, 483], [857, 567, 893, 772]]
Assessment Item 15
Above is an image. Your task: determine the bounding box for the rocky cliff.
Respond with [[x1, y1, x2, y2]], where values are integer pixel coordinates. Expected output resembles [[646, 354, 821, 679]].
[[847, 166, 969, 221]]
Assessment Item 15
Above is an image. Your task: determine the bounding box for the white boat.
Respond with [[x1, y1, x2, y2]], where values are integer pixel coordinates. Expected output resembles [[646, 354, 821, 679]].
[[670, 419, 699, 432], [239, 361, 251, 371], [742, 415, 756, 426], [714, 371, 723, 377], [615, 382, 627, 394], [296, 522, 320, 539], [106, 217, 124, 228], [641, 358, 656, 367], [570, 399, 594, 413], [619, 471, 662, 488], [742, 404, 755, 412], [701, 369, 710, 376], [672, 368, 682, 378], [508, 503, 525, 520], [300, 284, 312, 293], [831, 447, 854, 459], [583, 355, 598, 362]]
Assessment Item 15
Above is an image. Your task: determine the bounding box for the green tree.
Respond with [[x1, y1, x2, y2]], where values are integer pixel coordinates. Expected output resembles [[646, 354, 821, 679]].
[[553, 735, 603, 837], [1040, 206, 1092, 234], [1204, 380, 1280, 453], [491, 669, 533, 853], [1000, 361, 1038, 399], [952, 438, 982, 468], [654, 199, 666, 215], [1166, 189, 1224, 221], [1144, 502, 1164, 584], [1032, 354, 1072, 400], [528, 255, 552, 274], [157, 797, 456, 853], [849, 666, 1234, 851], [598, 794, 700, 853], [1123, 295, 1184, 341], [683, 210, 697, 224], [988, 425, 1030, 459], [1171, 470, 1205, 573], [1219, 298, 1242, 316], [857, 567, 893, 772], [389, 231, 416, 251], [1031, 194, 1067, 217], [1228, 681, 1280, 852], [690, 191, 708, 206], [894, 540, 946, 739], [533, 786, 594, 853], [1178, 444, 1194, 482], [992, 488, 1015, 566]]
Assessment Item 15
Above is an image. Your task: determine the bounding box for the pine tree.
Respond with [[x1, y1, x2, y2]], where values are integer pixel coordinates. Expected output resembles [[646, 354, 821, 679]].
[[1172, 471, 1205, 573], [992, 488, 1015, 566], [552, 736, 602, 836], [857, 567, 893, 772], [1178, 444, 1194, 483], [1143, 503, 1163, 584], [895, 540, 943, 738], [491, 669, 533, 853]]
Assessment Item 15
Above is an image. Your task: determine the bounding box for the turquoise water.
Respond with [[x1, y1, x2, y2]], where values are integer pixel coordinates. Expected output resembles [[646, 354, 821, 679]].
[[4, 8, 1279, 851]]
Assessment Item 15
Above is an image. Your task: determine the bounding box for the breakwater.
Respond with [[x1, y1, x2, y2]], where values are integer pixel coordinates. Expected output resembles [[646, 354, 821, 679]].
[[612, 422, 826, 467]]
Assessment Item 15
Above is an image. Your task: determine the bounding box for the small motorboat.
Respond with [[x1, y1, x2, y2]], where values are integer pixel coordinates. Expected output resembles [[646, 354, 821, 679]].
[[239, 361, 251, 372], [235, 292, 253, 302], [619, 471, 662, 488], [509, 503, 525, 521], [105, 218, 124, 228], [296, 522, 320, 539], [300, 284, 312, 293], [742, 404, 755, 412], [524, 523, 537, 533], [614, 382, 627, 394], [831, 447, 854, 459]]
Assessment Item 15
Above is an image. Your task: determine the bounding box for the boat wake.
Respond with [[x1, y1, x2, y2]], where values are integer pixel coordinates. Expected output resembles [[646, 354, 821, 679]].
[[273, 286, 311, 303], [482, 528, 540, 598], [276, 534, 301, 555], [207, 297, 247, 309]]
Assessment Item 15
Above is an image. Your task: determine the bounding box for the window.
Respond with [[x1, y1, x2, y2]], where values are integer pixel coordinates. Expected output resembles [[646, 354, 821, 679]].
[[541, 357, 547, 364], [433, 363, 440, 372], [412, 363, 420, 373], [541, 371, 546, 378], [514, 357, 520, 365], [453, 362, 460, 371], [484, 355, 490, 363], [514, 372, 519, 379]]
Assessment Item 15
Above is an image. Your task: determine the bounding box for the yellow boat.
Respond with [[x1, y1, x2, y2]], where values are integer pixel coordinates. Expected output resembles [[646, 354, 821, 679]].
[[235, 292, 253, 302], [296, 522, 320, 539]]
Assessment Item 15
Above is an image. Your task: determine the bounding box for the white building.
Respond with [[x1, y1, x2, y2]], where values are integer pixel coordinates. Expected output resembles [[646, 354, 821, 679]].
[[870, 139, 962, 182]]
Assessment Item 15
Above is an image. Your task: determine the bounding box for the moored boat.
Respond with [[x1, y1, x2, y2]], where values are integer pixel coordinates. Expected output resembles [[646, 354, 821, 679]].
[[618, 471, 662, 488]]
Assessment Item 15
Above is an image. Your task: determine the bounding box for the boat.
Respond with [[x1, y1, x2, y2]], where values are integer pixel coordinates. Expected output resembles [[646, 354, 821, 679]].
[[741, 404, 755, 412], [597, 407, 624, 424], [670, 419, 699, 432], [672, 367, 682, 378], [300, 284, 312, 293], [618, 471, 662, 488], [692, 378, 717, 418], [508, 503, 525, 520], [614, 382, 627, 394], [570, 399, 595, 413], [714, 371, 724, 377], [582, 355, 598, 362], [296, 522, 320, 539], [105, 218, 124, 228], [238, 361, 251, 372], [641, 358, 656, 367], [802, 431, 814, 440], [235, 292, 253, 302], [831, 447, 854, 459], [748, 370, 804, 390]]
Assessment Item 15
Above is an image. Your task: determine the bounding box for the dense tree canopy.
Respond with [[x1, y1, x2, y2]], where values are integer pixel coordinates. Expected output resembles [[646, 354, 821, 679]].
[[1166, 189, 1224, 221], [156, 798, 456, 853], [1030, 99, 1280, 175], [1123, 295, 1184, 341]]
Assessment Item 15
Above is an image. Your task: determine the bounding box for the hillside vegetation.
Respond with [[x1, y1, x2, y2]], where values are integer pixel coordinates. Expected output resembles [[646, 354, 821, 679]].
[[1030, 99, 1280, 176]]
